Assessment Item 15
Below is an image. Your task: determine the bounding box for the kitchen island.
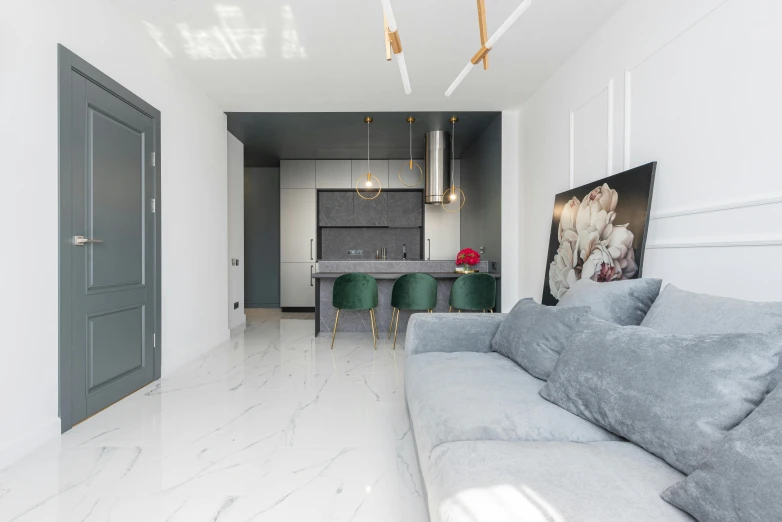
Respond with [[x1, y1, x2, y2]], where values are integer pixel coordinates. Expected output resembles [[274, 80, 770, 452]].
[[312, 260, 501, 336]]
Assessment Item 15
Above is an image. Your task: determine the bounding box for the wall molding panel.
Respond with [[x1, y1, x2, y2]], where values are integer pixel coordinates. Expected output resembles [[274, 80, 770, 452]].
[[650, 194, 782, 220], [569, 79, 614, 188]]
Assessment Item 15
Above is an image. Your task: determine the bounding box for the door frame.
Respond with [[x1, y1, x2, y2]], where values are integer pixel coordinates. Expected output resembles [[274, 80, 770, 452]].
[[58, 45, 162, 432]]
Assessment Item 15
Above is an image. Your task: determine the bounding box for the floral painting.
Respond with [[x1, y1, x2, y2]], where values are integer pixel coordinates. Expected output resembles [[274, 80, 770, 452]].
[[542, 162, 656, 305]]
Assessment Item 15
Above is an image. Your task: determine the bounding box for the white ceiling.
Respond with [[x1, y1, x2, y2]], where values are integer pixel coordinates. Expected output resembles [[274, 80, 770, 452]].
[[111, 0, 627, 112]]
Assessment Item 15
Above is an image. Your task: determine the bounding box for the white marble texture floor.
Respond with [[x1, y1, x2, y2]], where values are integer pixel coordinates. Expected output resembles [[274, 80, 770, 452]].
[[0, 310, 428, 522]]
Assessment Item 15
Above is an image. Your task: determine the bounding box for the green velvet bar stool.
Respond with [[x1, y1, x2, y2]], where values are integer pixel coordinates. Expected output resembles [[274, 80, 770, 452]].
[[331, 273, 379, 349], [449, 273, 496, 313], [388, 273, 438, 350]]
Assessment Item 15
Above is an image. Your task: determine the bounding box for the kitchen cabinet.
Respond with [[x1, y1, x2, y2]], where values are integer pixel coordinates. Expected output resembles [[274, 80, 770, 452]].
[[386, 192, 422, 227], [353, 192, 387, 227], [319, 191, 353, 226], [280, 262, 315, 307], [316, 160, 352, 188], [351, 159, 389, 190], [281, 189, 316, 262], [388, 159, 425, 189], [280, 160, 316, 188]]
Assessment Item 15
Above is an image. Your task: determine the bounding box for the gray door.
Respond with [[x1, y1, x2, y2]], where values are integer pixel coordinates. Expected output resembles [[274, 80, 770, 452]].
[[61, 50, 157, 429]]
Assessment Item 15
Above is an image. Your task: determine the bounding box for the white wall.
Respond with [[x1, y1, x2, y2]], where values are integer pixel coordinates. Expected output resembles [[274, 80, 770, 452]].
[[227, 132, 246, 330], [519, 0, 782, 303], [0, 0, 229, 468]]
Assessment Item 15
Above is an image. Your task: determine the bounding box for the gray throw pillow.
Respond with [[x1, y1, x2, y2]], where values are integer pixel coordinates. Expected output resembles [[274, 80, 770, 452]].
[[662, 386, 782, 521], [491, 299, 592, 380], [641, 284, 782, 390], [557, 277, 662, 326], [540, 318, 782, 473]]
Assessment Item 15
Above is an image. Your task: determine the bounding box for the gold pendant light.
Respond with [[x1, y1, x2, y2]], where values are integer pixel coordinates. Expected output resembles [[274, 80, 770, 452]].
[[398, 117, 423, 187], [442, 117, 465, 212], [357, 117, 382, 200]]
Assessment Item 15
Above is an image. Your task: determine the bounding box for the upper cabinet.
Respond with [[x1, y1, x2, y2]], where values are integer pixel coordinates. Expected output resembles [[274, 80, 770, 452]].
[[353, 192, 387, 227], [351, 159, 389, 190], [280, 160, 316, 189], [387, 192, 422, 227], [388, 159, 425, 189], [316, 160, 352, 189]]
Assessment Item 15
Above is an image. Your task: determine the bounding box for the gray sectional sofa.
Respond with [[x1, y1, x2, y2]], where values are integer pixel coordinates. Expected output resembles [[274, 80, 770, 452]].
[[404, 284, 782, 522]]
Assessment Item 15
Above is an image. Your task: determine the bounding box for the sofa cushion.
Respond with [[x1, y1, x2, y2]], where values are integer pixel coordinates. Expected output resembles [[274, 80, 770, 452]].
[[558, 277, 662, 326], [662, 386, 782, 521], [428, 440, 692, 522], [491, 299, 593, 380], [640, 284, 782, 389], [540, 319, 782, 473], [405, 352, 620, 479]]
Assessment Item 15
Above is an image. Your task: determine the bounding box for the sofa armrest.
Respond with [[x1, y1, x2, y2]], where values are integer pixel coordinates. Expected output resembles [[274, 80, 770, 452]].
[[405, 313, 507, 356]]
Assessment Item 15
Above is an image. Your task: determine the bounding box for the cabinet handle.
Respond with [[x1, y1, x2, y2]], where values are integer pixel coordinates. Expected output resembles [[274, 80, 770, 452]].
[[310, 265, 314, 286], [427, 239, 431, 260], [310, 239, 314, 260]]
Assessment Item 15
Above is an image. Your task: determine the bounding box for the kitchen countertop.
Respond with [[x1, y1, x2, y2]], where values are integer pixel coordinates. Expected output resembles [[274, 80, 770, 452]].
[[312, 272, 501, 279]]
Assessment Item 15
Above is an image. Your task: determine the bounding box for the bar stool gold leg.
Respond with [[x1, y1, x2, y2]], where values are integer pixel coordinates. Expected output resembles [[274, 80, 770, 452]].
[[393, 308, 400, 350], [331, 309, 341, 349], [369, 309, 377, 349]]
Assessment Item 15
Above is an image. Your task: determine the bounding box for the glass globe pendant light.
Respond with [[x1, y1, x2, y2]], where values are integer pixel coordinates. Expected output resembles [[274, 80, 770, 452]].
[[442, 116, 466, 212], [357, 117, 382, 200]]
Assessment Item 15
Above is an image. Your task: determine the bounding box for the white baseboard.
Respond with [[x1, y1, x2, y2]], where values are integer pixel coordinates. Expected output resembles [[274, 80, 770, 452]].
[[161, 332, 230, 378], [0, 417, 61, 471], [230, 321, 247, 338]]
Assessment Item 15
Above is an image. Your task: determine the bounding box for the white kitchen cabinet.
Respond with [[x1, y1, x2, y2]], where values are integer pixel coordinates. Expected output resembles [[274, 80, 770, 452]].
[[316, 160, 352, 188], [280, 189, 316, 262], [280, 160, 316, 188], [388, 159, 425, 189], [280, 262, 315, 307], [351, 159, 389, 190], [424, 160, 461, 261]]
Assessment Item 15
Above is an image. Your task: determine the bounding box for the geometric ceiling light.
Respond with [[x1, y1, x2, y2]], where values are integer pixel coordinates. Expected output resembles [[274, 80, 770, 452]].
[[356, 117, 382, 200], [442, 117, 466, 213], [381, 0, 412, 94], [398, 117, 423, 187], [445, 0, 533, 97]]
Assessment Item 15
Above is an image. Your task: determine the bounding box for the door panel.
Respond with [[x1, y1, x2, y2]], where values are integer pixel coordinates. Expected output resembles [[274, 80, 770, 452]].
[[281, 262, 315, 307], [280, 189, 316, 262], [70, 74, 156, 423], [89, 108, 145, 289]]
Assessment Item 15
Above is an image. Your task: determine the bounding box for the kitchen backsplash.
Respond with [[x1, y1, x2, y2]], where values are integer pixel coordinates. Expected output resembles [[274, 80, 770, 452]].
[[320, 227, 422, 260]]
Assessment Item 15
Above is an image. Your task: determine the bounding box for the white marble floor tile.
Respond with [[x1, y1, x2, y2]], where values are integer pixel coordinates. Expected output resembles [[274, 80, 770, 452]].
[[0, 310, 428, 522]]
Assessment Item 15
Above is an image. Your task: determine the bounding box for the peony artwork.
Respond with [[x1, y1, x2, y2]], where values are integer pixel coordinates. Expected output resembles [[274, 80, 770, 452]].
[[542, 162, 656, 305]]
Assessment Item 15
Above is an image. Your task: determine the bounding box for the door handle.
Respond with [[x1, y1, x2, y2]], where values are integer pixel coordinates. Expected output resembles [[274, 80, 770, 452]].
[[427, 239, 431, 260], [310, 239, 314, 260], [310, 265, 314, 286], [73, 235, 103, 246]]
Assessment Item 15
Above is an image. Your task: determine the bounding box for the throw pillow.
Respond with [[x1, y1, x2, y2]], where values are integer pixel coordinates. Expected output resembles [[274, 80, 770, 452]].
[[557, 277, 662, 326], [662, 386, 782, 521], [540, 318, 782, 473], [641, 284, 782, 390], [491, 299, 592, 380]]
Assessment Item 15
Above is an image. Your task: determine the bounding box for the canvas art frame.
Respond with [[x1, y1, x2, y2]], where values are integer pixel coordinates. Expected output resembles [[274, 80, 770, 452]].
[[542, 162, 657, 306]]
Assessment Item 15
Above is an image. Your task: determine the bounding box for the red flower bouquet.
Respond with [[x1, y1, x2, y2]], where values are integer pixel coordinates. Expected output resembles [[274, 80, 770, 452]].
[[456, 248, 480, 266]]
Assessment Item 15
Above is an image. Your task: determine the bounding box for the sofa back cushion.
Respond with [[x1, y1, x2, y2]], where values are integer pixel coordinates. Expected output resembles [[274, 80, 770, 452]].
[[662, 386, 782, 521], [492, 299, 592, 380], [557, 277, 662, 326], [540, 318, 782, 473], [641, 284, 782, 389]]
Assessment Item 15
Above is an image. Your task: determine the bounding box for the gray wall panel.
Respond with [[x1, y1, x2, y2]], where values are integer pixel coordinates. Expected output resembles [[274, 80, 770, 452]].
[[245, 168, 281, 307]]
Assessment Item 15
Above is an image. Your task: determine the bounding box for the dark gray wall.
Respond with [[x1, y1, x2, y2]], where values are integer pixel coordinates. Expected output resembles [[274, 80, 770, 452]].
[[460, 114, 503, 308], [245, 168, 280, 308]]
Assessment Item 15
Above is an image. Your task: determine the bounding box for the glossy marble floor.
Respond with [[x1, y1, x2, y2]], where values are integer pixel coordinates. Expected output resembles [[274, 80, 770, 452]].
[[0, 310, 428, 522]]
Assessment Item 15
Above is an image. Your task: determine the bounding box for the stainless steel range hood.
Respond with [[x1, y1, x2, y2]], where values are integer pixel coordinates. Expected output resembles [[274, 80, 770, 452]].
[[424, 130, 452, 204]]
